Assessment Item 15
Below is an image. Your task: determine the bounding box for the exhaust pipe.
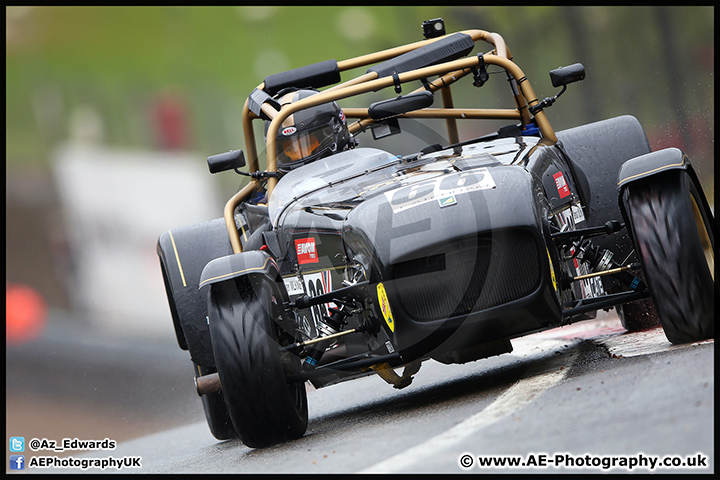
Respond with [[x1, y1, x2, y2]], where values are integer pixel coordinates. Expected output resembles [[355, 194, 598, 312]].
[[194, 372, 221, 396]]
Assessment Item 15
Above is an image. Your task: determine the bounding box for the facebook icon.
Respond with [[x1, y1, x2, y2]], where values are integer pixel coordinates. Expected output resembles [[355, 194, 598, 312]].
[[10, 455, 25, 470]]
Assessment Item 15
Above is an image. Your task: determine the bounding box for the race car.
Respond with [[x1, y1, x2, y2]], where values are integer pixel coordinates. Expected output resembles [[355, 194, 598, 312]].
[[157, 18, 715, 448]]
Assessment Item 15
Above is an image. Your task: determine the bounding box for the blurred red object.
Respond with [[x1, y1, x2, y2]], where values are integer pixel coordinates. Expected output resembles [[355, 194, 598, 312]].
[[151, 91, 191, 150], [6, 283, 47, 345]]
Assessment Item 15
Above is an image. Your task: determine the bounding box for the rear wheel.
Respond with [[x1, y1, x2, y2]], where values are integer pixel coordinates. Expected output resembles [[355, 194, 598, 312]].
[[616, 295, 660, 332], [208, 277, 307, 448], [623, 170, 715, 344]]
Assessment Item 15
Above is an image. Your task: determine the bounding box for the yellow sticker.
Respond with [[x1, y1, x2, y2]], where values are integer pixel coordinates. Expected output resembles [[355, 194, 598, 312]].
[[377, 282, 394, 332], [546, 247, 558, 293]]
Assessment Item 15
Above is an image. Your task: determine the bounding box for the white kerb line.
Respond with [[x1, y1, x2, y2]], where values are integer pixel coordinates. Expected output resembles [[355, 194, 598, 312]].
[[360, 340, 576, 473]]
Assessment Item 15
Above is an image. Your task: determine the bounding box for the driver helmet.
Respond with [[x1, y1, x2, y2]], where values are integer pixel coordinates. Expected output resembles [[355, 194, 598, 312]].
[[266, 88, 354, 173]]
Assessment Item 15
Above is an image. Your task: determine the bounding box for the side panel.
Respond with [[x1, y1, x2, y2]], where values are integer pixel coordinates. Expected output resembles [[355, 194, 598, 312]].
[[157, 218, 233, 368]]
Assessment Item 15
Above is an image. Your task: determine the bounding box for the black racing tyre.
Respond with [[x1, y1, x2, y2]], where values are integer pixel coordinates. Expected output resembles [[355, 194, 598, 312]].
[[194, 362, 238, 440], [623, 170, 715, 344], [208, 277, 308, 448]]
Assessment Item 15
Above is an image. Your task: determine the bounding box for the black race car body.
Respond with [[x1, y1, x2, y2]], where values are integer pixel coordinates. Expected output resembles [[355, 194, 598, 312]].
[[268, 142, 562, 366], [157, 19, 714, 447]]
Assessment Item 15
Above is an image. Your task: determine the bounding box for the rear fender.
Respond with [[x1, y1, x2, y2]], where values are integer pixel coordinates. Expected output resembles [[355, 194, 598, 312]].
[[157, 218, 234, 367], [557, 115, 651, 230]]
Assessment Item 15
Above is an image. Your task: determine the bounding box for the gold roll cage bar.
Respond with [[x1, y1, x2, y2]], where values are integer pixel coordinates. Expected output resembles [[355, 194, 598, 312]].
[[225, 29, 556, 254]]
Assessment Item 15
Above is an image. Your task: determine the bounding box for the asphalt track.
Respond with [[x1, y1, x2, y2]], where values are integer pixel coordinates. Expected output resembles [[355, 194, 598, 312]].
[[7, 310, 713, 474]]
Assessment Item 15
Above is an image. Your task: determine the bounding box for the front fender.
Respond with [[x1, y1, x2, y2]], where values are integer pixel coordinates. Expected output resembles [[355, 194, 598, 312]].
[[199, 250, 290, 305], [617, 147, 711, 250], [617, 147, 706, 220], [617, 147, 689, 189]]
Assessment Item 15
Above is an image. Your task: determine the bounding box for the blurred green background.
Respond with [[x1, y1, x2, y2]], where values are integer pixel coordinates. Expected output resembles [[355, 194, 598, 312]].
[[5, 5, 714, 312]]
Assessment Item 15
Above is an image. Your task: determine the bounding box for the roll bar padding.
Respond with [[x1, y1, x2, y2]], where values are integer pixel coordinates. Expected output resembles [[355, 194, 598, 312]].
[[367, 33, 474, 79], [263, 59, 341, 96]]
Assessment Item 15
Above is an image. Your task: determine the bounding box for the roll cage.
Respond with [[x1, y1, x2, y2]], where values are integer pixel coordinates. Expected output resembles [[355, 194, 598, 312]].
[[225, 26, 560, 254]]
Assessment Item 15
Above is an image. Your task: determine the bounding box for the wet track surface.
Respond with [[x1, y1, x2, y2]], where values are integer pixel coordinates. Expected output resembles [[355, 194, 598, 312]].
[[5, 312, 205, 453], [5, 311, 714, 474]]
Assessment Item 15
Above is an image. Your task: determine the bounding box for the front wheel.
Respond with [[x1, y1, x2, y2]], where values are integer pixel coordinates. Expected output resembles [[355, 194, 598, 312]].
[[623, 170, 715, 344], [208, 277, 307, 448]]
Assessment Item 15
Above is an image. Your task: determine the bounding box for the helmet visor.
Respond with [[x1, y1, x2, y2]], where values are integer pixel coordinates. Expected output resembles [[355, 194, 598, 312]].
[[280, 130, 321, 162], [277, 124, 338, 168]]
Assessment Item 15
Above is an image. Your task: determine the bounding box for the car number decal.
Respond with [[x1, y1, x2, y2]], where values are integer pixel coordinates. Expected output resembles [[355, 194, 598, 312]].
[[384, 168, 496, 213], [304, 270, 335, 330], [377, 282, 395, 332]]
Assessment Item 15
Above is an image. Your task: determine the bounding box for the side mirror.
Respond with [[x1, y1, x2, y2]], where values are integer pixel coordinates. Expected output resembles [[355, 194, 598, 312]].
[[549, 63, 585, 88], [207, 149, 246, 174], [368, 90, 434, 120]]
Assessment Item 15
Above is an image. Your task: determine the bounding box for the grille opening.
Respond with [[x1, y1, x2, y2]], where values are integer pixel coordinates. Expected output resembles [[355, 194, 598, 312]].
[[392, 253, 446, 279]]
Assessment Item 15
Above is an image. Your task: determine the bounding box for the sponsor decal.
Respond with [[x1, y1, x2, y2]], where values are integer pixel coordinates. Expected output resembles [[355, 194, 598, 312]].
[[555, 203, 586, 232], [295, 237, 319, 264], [283, 276, 304, 296], [569, 246, 605, 299], [546, 247, 558, 293], [282, 126, 297, 136], [553, 171, 571, 198], [377, 282, 394, 332], [571, 204, 586, 223], [438, 195, 457, 207]]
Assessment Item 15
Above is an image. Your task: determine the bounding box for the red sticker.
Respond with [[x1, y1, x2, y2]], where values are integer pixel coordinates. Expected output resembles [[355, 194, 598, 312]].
[[295, 237, 319, 264], [553, 171, 571, 198]]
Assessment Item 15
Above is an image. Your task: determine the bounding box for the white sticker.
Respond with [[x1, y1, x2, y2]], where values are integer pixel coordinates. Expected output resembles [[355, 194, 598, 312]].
[[556, 203, 585, 230], [282, 126, 297, 136], [571, 204, 586, 224], [283, 276, 304, 296]]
